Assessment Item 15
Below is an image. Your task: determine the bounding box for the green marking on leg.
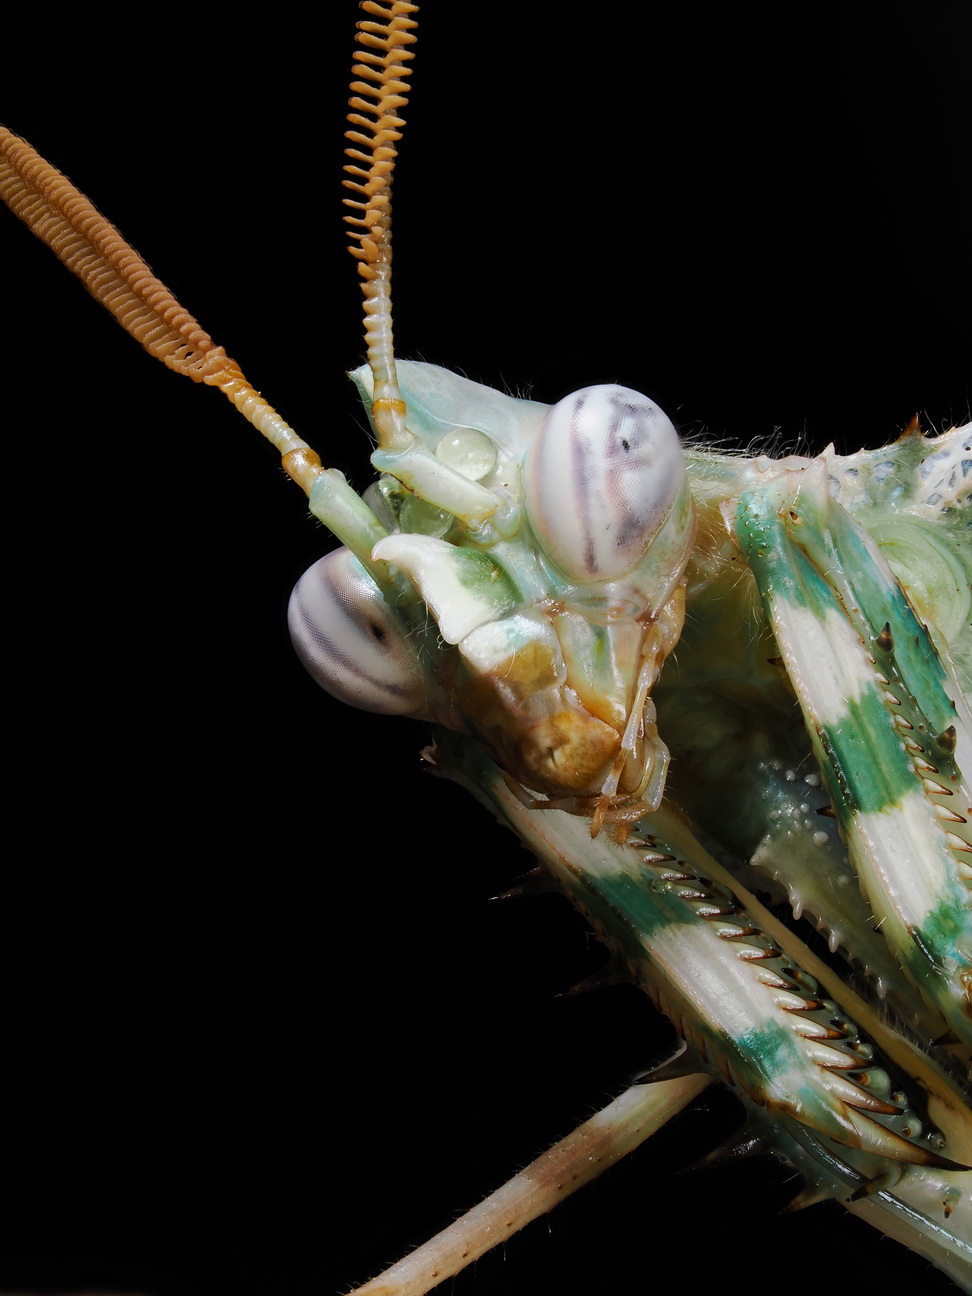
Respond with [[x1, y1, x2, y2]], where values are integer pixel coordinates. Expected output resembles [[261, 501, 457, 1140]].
[[917, 893, 972, 974], [818, 690, 916, 816], [736, 1019, 803, 1082]]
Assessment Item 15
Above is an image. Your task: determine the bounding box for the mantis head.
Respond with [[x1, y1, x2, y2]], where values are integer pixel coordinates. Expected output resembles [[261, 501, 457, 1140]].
[[286, 4, 696, 830]]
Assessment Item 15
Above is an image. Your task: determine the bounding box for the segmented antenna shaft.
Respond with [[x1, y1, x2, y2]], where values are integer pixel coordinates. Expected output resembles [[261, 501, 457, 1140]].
[[344, 0, 418, 451]]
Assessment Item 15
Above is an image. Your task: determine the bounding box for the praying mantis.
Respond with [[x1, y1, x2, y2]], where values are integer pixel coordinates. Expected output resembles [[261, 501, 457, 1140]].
[[2, 5, 970, 1294]]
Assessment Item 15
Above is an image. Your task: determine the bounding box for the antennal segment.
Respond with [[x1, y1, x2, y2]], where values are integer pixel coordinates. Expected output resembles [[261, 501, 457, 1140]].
[[343, 0, 419, 453]]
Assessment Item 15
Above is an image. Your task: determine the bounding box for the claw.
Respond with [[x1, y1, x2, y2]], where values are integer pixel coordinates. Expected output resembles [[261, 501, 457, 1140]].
[[843, 1108, 970, 1171], [683, 1121, 772, 1172]]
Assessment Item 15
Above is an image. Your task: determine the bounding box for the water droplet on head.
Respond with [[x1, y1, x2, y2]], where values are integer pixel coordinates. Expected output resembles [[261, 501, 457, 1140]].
[[436, 426, 498, 481]]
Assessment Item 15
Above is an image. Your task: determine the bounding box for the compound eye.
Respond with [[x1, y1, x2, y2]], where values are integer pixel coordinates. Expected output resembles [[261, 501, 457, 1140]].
[[288, 547, 428, 716], [524, 385, 684, 582]]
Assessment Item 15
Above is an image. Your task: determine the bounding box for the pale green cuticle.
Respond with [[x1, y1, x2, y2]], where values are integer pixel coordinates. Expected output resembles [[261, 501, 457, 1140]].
[[451, 546, 517, 603]]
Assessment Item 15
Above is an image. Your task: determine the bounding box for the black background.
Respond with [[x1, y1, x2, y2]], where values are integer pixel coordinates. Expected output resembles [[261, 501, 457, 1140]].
[[3, 5, 970, 1294]]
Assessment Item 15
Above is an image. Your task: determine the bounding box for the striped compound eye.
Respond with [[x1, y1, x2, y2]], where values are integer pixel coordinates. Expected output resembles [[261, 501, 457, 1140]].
[[524, 385, 685, 582], [288, 547, 428, 716]]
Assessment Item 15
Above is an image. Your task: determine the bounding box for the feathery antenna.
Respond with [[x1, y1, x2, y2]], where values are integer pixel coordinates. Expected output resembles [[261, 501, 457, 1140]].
[[343, 0, 419, 453], [0, 126, 323, 493]]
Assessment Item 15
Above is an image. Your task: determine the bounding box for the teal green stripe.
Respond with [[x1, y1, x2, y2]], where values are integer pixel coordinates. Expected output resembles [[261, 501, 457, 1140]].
[[790, 490, 956, 740], [737, 481, 972, 1042], [734, 487, 814, 607], [735, 485, 844, 616], [818, 690, 915, 815], [901, 898, 972, 1049], [736, 1019, 801, 1081], [737, 485, 929, 820], [734, 1022, 853, 1145], [557, 865, 688, 956], [916, 893, 972, 978]]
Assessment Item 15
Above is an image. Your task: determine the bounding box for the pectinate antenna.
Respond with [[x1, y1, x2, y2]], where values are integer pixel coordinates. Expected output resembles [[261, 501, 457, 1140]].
[[0, 66, 404, 579], [343, 0, 419, 454], [0, 127, 322, 494], [341, 2, 498, 528]]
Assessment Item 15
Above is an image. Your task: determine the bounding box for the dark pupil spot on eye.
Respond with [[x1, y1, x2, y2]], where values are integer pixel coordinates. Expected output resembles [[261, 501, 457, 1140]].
[[369, 622, 386, 643]]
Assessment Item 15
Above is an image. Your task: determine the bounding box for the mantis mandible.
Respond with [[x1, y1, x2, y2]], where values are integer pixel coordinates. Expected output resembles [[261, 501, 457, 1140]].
[[2, 6, 970, 1294]]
